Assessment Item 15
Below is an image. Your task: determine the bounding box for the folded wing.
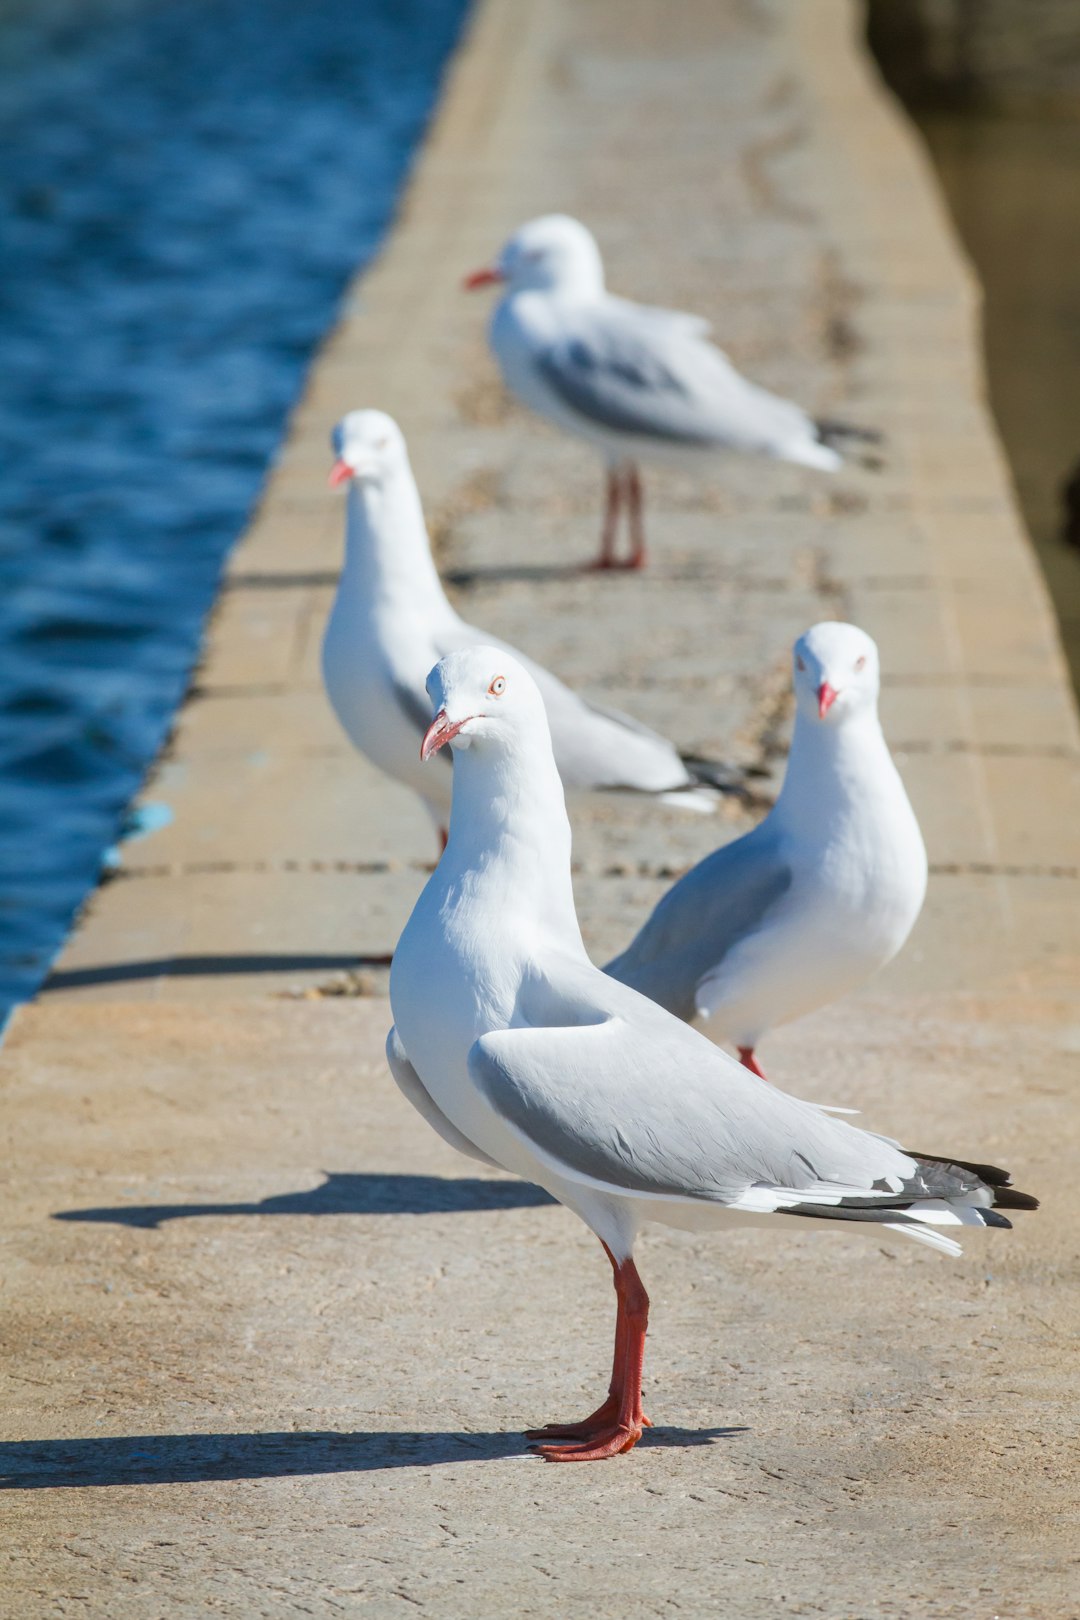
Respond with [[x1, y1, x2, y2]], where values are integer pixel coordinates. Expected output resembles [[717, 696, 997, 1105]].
[[605, 825, 793, 1020], [467, 1009, 1024, 1253], [536, 304, 837, 464]]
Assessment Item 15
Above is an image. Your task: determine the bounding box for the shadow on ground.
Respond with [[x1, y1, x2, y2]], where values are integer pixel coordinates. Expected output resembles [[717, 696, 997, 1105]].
[[42, 953, 392, 992], [52, 1171, 557, 1228], [443, 563, 591, 587], [0, 1426, 746, 1488]]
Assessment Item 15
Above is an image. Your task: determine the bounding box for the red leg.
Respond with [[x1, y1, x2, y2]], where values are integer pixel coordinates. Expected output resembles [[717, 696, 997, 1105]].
[[531, 1252, 651, 1463], [588, 468, 623, 570], [625, 463, 647, 570], [438, 828, 448, 853], [526, 1244, 647, 1441], [738, 1046, 769, 1080]]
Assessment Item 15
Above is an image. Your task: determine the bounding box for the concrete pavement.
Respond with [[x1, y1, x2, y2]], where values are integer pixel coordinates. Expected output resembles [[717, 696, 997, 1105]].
[[2, 1, 1078, 1615]]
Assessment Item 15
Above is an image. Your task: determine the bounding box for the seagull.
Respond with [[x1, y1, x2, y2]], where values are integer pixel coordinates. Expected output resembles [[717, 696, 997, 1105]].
[[387, 646, 1035, 1463], [606, 623, 927, 1080], [464, 214, 881, 570], [323, 409, 741, 847]]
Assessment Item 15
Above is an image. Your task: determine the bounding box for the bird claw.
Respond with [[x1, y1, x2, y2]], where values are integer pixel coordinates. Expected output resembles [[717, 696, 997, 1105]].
[[525, 1402, 652, 1444], [584, 556, 644, 573], [531, 1422, 643, 1462]]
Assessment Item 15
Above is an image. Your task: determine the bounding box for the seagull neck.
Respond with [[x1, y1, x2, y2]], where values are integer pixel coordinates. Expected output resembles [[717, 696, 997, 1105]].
[[342, 476, 453, 623], [443, 742, 585, 952], [776, 708, 893, 819]]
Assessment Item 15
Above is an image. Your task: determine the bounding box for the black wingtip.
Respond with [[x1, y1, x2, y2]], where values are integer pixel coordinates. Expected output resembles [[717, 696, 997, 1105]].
[[815, 416, 885, 447], [907, 1151, 1039, 1213], [908, 1152, 1009, 1186], [678, 754, 747, 796], [815, 418, 887, 472], [993, 1188, 1040, 1212]]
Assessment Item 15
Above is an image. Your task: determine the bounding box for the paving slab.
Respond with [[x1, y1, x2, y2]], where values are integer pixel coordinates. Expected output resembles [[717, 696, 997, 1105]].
[[3, 1, 1079, 1616]]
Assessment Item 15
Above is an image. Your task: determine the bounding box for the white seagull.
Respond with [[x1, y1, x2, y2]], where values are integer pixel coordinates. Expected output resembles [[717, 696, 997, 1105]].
[[387, 646, 1034, 1463], [323, 409, 740, 848], [465, 214, 880, 570], [606, 623, 928, 1080]]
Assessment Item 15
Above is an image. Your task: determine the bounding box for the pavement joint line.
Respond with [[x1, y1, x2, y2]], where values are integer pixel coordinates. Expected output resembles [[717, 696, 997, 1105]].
[[107, 856, 1080, 884], [891, 741, 1080, 759], [221, 568, 869, 597], [881, 673, 1067, 688]]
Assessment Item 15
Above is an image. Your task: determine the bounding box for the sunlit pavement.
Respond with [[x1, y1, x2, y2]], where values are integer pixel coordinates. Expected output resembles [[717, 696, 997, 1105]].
[[3, 2, 1078, 1615]]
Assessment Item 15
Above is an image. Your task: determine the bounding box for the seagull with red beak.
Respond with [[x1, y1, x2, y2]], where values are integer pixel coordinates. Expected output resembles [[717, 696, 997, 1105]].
[[606, 622, 928, 1081], [386, 645, 1032, 1462], [464, 214, 880, 570]]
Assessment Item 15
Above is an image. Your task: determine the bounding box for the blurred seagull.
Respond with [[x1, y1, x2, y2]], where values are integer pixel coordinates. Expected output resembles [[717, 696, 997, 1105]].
[[606, 623, 927, 1079], [465, 214, 880, 570], [324, 410, 742, 847], [387, 645, 1035, 1462]]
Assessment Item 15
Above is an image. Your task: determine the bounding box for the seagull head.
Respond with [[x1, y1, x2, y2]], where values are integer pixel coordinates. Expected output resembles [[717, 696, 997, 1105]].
[[420, 647, 548, 762], [464, 214, 605, 297], [328, 409, 409, 489], [792, 622, 880, 726]]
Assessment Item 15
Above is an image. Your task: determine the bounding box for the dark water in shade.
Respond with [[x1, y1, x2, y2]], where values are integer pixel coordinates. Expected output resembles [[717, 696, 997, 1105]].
[[913, 111, 1080, 697], [0, 0, 468, 1018], [865, 4, 1080, 701]]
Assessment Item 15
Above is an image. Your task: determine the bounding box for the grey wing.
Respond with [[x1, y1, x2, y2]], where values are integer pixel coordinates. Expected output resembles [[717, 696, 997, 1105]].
[[386, 1026, 500, 1168], [436, 617, 693, 795], [519, 662, 690, 793], [537, 321, 723, 445], [605, 825, 793, 1021], [536, 307, 812, 452], [467, 1013, 917, 1208]]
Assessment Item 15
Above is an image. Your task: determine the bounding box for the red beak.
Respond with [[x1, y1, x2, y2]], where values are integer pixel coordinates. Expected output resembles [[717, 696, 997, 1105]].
[[463, 265, 504, 291], [328, 458, 353, 488], [817, 682, 839, 719], [421, 710, 471, 761]]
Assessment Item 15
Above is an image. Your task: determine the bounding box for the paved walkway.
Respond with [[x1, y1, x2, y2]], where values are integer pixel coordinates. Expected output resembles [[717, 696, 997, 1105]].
[[2, 2, 1078, 1615]]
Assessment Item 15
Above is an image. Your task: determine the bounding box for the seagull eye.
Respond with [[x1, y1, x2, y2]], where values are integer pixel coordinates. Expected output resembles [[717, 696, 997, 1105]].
[[796, 656, 806, 672], [854, 654, 867, 672], [488, 675, 507, 698], [374, 436, 388, 450]]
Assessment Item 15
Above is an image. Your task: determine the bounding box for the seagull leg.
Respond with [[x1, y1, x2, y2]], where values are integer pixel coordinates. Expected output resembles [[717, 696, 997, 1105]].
[[438, 829, 448, 854], [526, 1243, 626, 1440], [737, 1046, 769, 1080], [531, 1250, 651, 1462], [625, 463, 647, 570], [588, 468, 623, 570]]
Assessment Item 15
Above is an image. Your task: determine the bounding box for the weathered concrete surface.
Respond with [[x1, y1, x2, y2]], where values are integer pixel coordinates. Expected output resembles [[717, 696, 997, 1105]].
[[3, 1, 1079, 1615]]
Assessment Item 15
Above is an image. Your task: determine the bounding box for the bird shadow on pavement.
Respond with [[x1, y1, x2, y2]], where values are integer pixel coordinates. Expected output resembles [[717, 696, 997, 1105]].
[[42, 953, 390, 992], [443, 562, 591, 588], [0, 1425, 746, 1489], [52, 1171, 557, 1229]]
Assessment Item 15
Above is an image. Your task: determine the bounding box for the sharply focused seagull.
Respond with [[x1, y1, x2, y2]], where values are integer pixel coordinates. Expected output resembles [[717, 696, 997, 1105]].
[[387, 646, 1035, 1462], [322, 410, 741, 847], [465, 214, 880, 569], [607, 623, 927, 1079]]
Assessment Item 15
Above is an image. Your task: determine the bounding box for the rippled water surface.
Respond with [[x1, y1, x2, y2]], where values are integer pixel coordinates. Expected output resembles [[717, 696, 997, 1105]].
[[0, 0, 468, 1015]]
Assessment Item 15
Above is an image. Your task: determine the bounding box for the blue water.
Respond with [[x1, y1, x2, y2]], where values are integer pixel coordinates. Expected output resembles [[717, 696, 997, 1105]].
[[0, 0, 468, 1016]]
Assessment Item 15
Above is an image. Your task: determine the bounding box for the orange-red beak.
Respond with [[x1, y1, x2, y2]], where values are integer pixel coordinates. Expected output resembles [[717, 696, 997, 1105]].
[[328, 458, 353, 488], [421, 710, 471, 761], [463, 265, 504, 291], [817, 682, 839, 719]]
